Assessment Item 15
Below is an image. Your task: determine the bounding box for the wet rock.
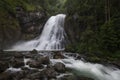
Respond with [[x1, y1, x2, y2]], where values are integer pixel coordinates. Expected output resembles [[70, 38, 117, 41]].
[[36, 56, 50, 65], [26, 71, 44, 80], [54, 62, 66, 73], [23, 52, 41, 58], [58, 74, 76, 80], [76, 77, 94, 80], [42, 56, 50, 64], [53, 52, 65, 59], [30, 49, 38, 54], [0, 61, 9, 73], [10, 71, 25, 80], [21, 67, 39, 75], [0, 72, 12, 80], [21, 78, 30, 80], [10, 58, 24, 68], [27, 60, 44, 69], [44, 68, 58, 79], [23, 53, 34, 58], [14, 52, 24, 58]]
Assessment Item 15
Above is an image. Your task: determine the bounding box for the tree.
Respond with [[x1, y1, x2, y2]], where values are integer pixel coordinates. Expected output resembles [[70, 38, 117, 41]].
[[105, 0, 111, 22]]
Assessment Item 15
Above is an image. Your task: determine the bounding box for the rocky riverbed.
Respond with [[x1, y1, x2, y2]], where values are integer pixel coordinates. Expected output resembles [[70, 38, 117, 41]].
[[0, 50, 94, 80], [0, 50, 119, 80]]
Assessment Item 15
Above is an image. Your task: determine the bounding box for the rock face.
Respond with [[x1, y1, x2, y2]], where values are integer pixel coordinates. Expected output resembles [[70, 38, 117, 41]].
[[0, 4, 47, 49], [17, 7, 47, 35]]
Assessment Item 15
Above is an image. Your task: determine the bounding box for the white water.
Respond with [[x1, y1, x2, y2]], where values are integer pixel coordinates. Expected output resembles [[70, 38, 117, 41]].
[[7, 14, 120, 80], [51, 58, 120, 80], [8, 14, 66, 51]]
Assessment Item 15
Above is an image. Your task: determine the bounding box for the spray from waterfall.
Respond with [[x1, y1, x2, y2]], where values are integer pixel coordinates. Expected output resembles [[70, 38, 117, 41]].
[[8, 14, 66, 51]]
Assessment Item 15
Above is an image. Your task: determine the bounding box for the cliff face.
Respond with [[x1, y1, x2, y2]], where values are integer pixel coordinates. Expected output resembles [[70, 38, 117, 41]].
[[0, 0, 47, 49], [16, 6, 47, 40]]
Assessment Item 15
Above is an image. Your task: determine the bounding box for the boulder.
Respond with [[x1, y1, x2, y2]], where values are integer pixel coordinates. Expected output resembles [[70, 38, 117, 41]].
[[42, 56, 50, 64], [44, 68, 57, 79], [0, 72, 12, 80], [53, 52, 65, 59], [14, 52, 24, 58], [26, 72, 44, 80], [54, 62, 66, 73], [27, 60, 44, 69], [10, 71, 25, 80], [0, 61, 9, 73], [30, 49, 38, 54], [36, 56, 50, 65], [10, 58, 24, 68]]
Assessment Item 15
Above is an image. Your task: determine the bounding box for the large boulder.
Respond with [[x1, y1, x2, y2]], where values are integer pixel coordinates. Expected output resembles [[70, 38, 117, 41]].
[[27, 60, 44, 69], [54, 62, 66, 73], [35, 56, 50, 65]]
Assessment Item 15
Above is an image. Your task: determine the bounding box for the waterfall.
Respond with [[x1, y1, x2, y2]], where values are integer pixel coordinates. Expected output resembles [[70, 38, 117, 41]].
[[9, 14, 66, 51]]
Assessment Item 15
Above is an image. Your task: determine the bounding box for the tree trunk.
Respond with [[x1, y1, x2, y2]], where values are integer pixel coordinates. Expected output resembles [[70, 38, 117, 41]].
[[105, 0, 110, 22]]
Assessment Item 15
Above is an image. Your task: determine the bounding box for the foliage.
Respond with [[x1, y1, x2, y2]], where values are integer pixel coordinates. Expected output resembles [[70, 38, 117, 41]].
[[99, 18, 120, 54], [65, 0, 120, 59]]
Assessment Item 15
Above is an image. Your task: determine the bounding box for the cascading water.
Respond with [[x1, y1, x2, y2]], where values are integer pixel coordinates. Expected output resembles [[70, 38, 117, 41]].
[[9, 14, 66, 51], [7, 14, 120, 80], [51, 55, 120, 80]]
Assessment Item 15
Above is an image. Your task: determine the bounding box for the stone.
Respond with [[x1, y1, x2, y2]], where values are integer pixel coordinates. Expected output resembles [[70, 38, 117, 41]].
[[36, 56, 50, 65], [0, 72, 12, 80], [27, 60, 44, 69], [30, 49, 38, 54], [10, 71, 25, 80], [14, 52, 24, 58], [26, 72, 44, 80], [10, 58, 24, 68], [53, 52, 65, 59], [0, 61, 9, 73], [42, 56, 50, 64], [44, 68, 57, 79], [54, 62, 66, 73]]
